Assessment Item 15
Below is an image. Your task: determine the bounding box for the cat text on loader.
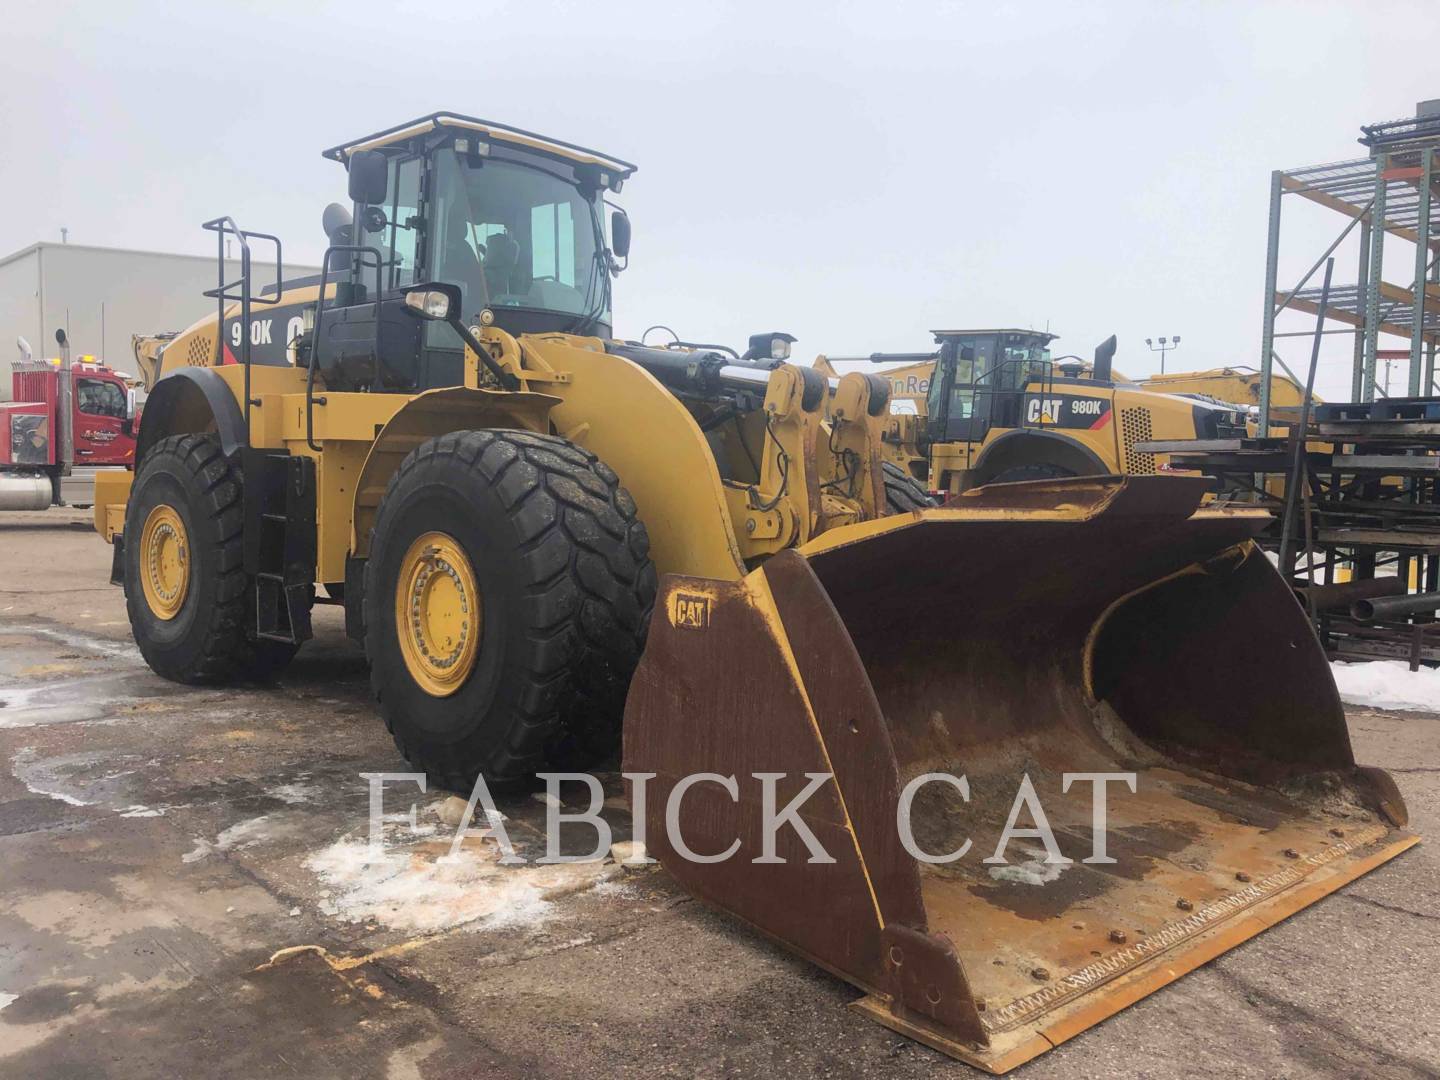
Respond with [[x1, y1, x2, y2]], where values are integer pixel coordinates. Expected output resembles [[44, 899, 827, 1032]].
[[91, 115, 1413, 1071]]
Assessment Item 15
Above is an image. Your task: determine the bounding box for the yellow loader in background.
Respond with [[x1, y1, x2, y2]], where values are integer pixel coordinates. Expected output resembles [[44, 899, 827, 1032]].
[[95, 113, 1412, 1072], [837, 329, 1250, 497], [1140, 365, 1313, 414]]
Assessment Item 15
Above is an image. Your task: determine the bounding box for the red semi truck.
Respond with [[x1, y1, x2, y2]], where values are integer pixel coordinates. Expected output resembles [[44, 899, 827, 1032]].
[[1, 333, 138, 510]]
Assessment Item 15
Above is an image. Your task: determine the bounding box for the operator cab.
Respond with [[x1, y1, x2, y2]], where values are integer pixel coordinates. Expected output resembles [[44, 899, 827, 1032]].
[[309, 113, 635, 393], [923, 328, 1057, 445]]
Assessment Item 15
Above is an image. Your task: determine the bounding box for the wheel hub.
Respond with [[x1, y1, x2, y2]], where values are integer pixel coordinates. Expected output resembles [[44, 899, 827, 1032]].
[[139, 504, 190, 620], [395, 531, 482, 697]]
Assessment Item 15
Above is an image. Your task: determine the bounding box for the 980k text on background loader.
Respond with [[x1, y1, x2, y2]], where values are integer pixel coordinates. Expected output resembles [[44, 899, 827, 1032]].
[[91, 113, 1415, 1073]]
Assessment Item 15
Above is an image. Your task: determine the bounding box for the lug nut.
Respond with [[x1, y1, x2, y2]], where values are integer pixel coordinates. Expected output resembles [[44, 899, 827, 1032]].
[[1283, 848, 1300, 859], [1330, 827, 1345, 838], [1236, 871, 1251, 883], [1031, 966, 1050, 981], [1109, 930, 1127, 944], [1177, 898, 1194, 911]]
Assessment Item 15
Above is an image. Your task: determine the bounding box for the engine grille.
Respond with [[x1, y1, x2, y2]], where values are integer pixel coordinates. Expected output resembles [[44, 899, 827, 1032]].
[[186, 336, 211, 367], [1121, 408, 1156, 474]]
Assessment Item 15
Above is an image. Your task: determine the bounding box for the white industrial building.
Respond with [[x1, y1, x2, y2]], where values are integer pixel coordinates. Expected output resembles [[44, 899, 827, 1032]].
[[0, 242, 319, 398]]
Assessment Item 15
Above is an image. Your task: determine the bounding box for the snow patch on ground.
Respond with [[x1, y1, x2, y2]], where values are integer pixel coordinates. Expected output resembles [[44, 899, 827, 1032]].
[[268, 781, 322, 805], [118, 805, 164, 818], [1332, 660, 1440, 713], [7, 624, 141, 661], [304, 834, 615, 935], [10, 751, 90, 806], [987, 845, 1070, 886], [182, 814, 281, 863]]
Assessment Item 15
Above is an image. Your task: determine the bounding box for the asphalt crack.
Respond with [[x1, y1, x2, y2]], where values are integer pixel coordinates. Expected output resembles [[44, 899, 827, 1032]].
[[1338, 892, 1440, 922], [1211, 966, 1440, 1079]]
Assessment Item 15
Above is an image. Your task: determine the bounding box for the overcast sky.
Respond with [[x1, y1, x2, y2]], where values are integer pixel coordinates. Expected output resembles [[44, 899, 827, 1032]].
[[5, 0, 1437, 399]]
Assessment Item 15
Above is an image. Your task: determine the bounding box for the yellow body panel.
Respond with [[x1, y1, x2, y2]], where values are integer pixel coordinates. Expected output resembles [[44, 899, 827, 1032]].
[[95, 471, 134, 541], [140, 284, 328, 390], [524, 334, 747, 580], [1140, 366, 1311, 409], [874, 360, 936, 415], [920, 381, 1206, 495]]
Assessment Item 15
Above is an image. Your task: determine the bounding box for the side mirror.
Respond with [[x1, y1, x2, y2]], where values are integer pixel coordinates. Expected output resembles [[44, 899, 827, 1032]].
[[401, 283, 464, 322], [126, 386, 138, 421], [348, 150, 389, 206], [55, 328, 68, 348], [610, 210, 631, 260]]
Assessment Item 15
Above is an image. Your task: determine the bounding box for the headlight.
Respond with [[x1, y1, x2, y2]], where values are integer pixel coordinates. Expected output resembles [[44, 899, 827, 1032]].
[[404, 289, 451, 320], [770, 338, 792, 361]]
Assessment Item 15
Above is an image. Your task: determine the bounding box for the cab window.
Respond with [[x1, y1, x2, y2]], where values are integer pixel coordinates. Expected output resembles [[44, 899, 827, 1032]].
[[928, 338, 988, 420], [362, 156, 421, 292], [530, 202, 577, 286], [76, 378, 125, 418]]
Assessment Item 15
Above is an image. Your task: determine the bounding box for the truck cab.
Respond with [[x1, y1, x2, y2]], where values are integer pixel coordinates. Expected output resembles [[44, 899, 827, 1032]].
[[1, 351, 138, 510]]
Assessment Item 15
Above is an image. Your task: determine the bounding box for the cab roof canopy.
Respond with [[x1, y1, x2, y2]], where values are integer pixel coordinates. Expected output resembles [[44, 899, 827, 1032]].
[[321, 112, 637, 180], [931, 328, 1058, 344]]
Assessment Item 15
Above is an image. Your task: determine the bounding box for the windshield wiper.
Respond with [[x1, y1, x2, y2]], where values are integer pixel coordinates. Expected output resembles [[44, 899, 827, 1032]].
[[565, 199, 613, 335]]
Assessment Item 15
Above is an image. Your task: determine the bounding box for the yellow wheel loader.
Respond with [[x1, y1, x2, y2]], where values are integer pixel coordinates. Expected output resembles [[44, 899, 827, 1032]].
[[94, 113, 1413, 1072], [849, 329, 1250, 497]]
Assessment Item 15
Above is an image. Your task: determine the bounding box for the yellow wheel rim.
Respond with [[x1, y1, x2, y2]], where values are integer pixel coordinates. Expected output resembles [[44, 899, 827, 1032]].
[[395, 531, 482, 697], [139, 504, 191, 620]]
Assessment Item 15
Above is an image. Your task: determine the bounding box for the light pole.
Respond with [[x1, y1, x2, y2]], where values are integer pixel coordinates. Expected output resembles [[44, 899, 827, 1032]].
[[1146, 335, 1181, 373]]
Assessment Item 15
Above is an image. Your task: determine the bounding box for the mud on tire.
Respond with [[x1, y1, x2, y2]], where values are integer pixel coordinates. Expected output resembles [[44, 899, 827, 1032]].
[[363, 429, 657, 791], [123, 433, 298, 683]]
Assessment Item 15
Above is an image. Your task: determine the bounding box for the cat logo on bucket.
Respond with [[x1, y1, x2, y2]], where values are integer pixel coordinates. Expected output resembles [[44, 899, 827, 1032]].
[[671, 592, 711, 630]]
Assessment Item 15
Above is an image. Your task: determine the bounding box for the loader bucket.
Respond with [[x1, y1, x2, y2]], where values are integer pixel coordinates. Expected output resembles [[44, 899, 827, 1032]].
[[624, 476, 1416, 1073]]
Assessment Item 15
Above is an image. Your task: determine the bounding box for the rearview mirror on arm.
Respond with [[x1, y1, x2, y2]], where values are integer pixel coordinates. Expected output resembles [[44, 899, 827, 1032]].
[[348, 150, 388, 206], [610, 209, 631, 261]]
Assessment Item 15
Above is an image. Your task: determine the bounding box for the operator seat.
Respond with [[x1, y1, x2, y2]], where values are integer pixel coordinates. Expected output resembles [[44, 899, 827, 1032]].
[[483, 231, 523, 299]]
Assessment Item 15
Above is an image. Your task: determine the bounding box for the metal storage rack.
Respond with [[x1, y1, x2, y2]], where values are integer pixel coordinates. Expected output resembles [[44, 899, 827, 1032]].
[[1258, 102, 1440, 430], [1136, 104, 1440, 667]]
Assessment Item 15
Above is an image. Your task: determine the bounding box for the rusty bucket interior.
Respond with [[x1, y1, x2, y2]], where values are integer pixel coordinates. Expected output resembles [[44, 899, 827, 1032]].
[[624, 476, 1416, 1073]]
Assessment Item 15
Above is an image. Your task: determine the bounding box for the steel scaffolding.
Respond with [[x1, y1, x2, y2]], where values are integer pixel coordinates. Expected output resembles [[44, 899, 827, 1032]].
[[1258, 102, 1440, 430]]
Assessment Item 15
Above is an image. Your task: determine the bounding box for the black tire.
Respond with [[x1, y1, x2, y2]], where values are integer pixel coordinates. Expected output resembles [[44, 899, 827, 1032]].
[[363, 429, 656, 790], [988, 462, 1077, 485], [124, 433, 299, 683], [882, 461, 937, 513]]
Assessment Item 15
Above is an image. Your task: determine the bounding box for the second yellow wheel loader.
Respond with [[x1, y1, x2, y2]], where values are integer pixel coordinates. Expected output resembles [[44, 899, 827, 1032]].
[[94, 113, 1413, 1072], [849, 329, 1251, 496]]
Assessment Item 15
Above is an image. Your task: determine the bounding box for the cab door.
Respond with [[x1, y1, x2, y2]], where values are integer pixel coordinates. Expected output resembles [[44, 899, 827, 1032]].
[[927, 335, 997, 444], [73, 375, 129, 464]]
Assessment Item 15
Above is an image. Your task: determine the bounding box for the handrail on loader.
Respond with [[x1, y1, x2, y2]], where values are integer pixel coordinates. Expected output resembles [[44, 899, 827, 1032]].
[[201, 216, 284, 447]]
